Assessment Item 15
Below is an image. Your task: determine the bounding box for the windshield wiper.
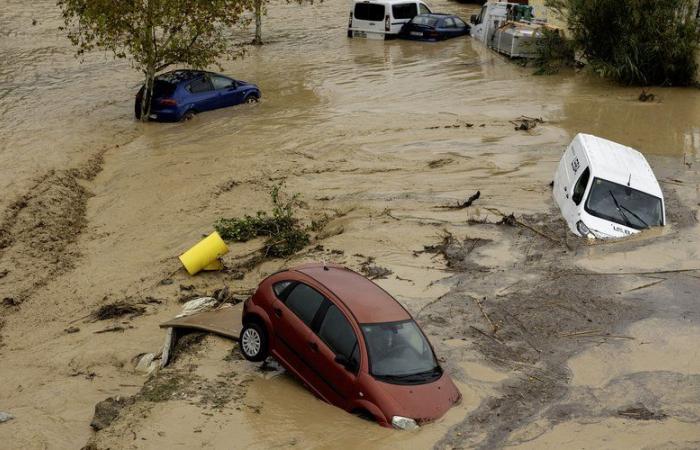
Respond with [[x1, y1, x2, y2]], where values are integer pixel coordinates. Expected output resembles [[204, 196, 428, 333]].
[[618, 203, 649, 228], [608, 190, 634, 228]]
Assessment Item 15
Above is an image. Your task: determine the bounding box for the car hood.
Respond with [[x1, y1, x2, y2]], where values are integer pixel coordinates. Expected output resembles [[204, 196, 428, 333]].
[[379, 373, 461, 423]]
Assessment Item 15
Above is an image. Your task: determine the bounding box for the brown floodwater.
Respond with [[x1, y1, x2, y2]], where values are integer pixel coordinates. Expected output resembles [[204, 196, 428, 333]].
[[1, 0, 699, 449]]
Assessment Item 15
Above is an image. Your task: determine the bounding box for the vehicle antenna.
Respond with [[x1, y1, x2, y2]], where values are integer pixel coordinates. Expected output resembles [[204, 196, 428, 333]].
[[627, 173, 632, 187]]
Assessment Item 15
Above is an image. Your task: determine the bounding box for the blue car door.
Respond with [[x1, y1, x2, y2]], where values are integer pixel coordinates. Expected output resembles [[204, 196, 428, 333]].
[[210, 75, 243, 107], [185, 76, 218, 111], [442, 17, 458, 38]]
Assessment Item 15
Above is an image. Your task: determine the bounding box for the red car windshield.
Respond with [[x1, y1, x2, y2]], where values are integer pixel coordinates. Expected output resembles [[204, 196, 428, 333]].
[[361, 320, 441, 384]]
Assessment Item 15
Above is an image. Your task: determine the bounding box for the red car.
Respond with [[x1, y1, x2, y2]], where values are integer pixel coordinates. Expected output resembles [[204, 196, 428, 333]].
[[239, 263, 461, 429]]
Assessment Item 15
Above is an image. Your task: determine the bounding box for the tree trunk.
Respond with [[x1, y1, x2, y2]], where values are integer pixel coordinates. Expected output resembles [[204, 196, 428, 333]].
[[140, 66, 155, 122], [253, 0, 263, 45]]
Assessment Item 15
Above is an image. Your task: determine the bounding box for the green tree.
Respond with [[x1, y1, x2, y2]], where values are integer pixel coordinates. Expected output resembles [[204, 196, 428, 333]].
[[58, 0, 252, 120], [547, 0, 700, 85]]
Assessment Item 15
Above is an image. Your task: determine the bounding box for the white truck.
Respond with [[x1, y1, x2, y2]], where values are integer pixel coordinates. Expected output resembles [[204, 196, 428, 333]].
[[469, 1, 548, 58], [553, 134, 665, 239]]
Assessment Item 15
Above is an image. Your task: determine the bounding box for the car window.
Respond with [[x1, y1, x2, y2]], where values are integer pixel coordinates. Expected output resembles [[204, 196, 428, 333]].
[[412, 16, 437, 26], [454, 18, 466, 27], [285, 283, 324, 327], [572, 167, 590, 205], [187, 77, 213, 94], [443, 17, 456, 28], [211, 76, 234, 90], [273, 280, 294, 298], [354, 3, 385, 21], [318, 305, 358, 368], [392, 3, 417, 19], [419, 3, 430, 14]]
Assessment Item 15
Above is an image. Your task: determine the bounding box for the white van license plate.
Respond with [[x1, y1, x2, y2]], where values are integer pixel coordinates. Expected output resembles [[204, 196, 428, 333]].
[[410, 31, 423, 37], [353, 30, 367, 38]]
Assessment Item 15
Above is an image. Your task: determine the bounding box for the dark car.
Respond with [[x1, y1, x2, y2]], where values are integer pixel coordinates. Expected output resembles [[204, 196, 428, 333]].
[[134, 70, 261, 122], [239, 263, 461, 429], [398, 13, 470, 41]]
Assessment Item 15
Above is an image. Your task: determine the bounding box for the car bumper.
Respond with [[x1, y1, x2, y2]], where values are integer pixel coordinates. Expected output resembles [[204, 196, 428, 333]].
[[147, 107, 180, 122]]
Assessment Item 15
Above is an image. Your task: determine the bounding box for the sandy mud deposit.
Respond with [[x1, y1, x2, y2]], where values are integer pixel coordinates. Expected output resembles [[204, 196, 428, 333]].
[[1, 0, 700, 449]]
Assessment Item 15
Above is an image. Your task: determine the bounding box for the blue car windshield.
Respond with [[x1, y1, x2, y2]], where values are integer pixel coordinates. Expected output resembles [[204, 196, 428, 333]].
[[361, 320, 439, 382], [412, 16, 438, 26]]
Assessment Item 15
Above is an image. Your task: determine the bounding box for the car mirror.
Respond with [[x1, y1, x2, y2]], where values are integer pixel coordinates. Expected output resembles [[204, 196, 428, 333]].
[[470, 14, 477, 24]]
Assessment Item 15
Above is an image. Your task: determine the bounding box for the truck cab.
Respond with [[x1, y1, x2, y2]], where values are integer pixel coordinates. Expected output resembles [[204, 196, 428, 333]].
[[553, 134, 665, 239]]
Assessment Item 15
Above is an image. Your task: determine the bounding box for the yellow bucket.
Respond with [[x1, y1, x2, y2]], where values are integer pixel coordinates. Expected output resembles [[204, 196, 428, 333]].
[[179, 231, 229, 276]]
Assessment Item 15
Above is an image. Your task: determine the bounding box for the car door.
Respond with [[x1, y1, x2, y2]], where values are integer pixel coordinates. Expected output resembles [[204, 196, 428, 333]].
[[304, 300, 361, 410], [210, 75, 242, 108], [270, 282, 334, 401], [454, 17, 468, 36], [185, 76, 217, 111], [442, 17, 457, 38]]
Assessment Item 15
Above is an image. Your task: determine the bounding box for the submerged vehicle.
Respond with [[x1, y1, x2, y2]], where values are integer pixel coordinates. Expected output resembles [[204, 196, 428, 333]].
[[134, 70, 261, 122], [398, 13, 470, 41], [553, 134, 665, 239], [347, 0, 433, 40], [469, 1, 554, 58], [239, 263, 461, 429]]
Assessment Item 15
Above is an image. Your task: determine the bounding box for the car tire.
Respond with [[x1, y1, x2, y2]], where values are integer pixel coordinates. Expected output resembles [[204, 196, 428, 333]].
[[181, 109, 197, 121], [244, 94, 259, 104], [239, 322, 268, 362]]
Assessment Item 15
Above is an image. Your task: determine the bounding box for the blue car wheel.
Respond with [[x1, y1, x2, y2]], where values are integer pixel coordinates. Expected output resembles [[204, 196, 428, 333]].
[[244, 94, 260, 104]]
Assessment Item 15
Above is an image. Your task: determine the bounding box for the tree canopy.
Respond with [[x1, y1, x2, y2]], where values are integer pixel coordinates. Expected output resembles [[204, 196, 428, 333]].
[[547, 0, 700, 85], [58, 0, 252, 119]]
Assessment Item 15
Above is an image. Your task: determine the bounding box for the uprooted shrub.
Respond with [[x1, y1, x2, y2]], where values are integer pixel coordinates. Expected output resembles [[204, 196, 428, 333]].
[[214, 184, 310, 258], [547, 0, 700, 85]]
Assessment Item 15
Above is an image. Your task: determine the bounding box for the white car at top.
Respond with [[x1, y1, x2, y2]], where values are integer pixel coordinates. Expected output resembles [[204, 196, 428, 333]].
[[348, 0, 433, 40], [553, 133, 665, 239]]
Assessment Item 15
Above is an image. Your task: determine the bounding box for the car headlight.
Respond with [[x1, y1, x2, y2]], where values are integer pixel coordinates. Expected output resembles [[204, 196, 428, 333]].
[[391, 416, 418, 430], [576, 220, 595, 239]]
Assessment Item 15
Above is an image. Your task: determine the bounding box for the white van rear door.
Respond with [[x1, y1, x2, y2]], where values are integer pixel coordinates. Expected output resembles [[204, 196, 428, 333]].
[[352, 2, 387, 38]]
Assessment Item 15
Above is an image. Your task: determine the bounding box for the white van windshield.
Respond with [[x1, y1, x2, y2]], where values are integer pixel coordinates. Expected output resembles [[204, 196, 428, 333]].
[[393, 3, 418, 19], [585, 178, 663, 229], [355, 3, 385, 21]]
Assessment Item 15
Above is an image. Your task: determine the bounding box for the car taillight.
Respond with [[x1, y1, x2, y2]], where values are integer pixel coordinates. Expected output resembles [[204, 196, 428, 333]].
[[348, 11, 353, 28], [385, 15, 390, 31], [159, 98, 177, 106]]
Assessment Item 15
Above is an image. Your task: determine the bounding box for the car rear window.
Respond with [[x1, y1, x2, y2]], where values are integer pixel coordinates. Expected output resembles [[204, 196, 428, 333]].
[[354, 2, 385, 21], [392, 3, 417, 19], [412, 16, 437, 26], [152, 80, 176, 97], [285, 283, 324, 327]]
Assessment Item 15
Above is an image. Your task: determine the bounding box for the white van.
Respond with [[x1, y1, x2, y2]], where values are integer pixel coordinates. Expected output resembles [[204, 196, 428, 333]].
[[553, 134, 665, 239], [348, 0, 433, 40]]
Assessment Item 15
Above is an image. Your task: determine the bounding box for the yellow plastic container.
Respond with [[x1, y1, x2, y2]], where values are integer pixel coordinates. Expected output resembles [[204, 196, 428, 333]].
[[179, 231, 229, 276]]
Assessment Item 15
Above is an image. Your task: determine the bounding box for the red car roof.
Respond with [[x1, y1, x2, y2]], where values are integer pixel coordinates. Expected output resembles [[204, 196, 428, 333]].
[[294, 264, 411, 324]]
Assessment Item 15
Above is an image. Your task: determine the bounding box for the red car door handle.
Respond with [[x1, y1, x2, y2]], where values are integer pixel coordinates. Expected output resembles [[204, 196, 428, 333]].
[[274, 307, 282, 317], [308, 341, 318, 352]]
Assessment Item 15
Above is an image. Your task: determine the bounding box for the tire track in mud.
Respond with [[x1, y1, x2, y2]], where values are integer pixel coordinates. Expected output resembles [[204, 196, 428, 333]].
[[0, 150, 106, 338], [418, 217, 654, 450]]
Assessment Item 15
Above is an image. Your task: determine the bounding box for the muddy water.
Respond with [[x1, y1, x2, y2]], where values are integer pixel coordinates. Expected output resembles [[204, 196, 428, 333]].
[[1, 0, 700, 449]]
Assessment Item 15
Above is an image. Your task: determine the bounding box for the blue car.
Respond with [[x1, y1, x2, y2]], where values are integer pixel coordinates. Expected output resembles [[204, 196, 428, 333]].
[[398, 14, 470, 41], [134, 70, 261, 121]]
